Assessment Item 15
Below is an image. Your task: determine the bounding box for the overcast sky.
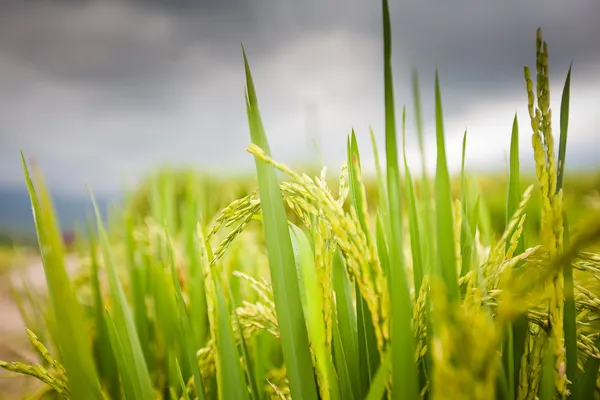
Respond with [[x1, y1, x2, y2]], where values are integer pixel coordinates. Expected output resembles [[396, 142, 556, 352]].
[[0, 0, 598, 197]]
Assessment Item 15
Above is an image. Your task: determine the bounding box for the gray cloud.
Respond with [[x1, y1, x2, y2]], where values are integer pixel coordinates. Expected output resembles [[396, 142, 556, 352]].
[[0, 0, 598, 196]]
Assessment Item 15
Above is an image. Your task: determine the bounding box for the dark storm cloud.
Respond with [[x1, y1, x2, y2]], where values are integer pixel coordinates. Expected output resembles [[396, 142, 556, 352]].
[[0, 0, 598, 195]]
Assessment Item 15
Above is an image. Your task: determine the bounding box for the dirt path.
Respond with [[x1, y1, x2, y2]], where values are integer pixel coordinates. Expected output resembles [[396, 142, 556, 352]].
[[0, 255, 79, 399]]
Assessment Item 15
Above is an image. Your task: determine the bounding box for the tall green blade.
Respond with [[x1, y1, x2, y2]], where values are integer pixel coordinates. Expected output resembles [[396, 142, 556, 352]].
[[174, 359, 192, 400], [434, 71, 460, 302], [375, 215, 391, 293], [540, 338, 556, 400], [370, 127, 390, 238], [506, 115, 525, 254], [556, 65, 571, 192], [183, 196, 208, 352], [356, 281, 379, 389], [165, 230, 206, 399], [580, 337, 600, 399], [459, 131, 475, 279], [348, 132, 369, 237], [332, 249, 361, 397], [88, 222, 120, 399], [214, 276, 250, 400], [124, 213, 152, 370], [504, 114, 525, 400], [104, 310, 137, 400], [242, 48, 318, 400], [557, 65, 578, 399], [332, 310, 356, 400], [402, 106, 424, 294], [91, 192, 154, 400], [412, 70, 434, 270], [366, 350, 392, 400], [20, 155, 104, 400], [290, 223, 340, 400], [382, 0, 419, 398], [347, 131, 380, 389]]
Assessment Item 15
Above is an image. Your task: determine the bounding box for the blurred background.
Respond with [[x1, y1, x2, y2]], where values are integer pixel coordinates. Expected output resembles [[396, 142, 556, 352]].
[[0, 0, 599, 395]]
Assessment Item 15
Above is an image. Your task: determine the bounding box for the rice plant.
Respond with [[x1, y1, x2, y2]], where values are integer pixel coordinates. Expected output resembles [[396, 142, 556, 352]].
[[3, 1, 600, 399]]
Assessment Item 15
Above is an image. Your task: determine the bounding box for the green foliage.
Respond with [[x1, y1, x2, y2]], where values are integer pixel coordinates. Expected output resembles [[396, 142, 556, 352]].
[[4, 2, 600, 400]]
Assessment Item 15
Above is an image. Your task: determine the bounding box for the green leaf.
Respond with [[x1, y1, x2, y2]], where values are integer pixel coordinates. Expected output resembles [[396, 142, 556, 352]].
[[459, 130, 476, 279], [375, 215, 391, 290], [214, 275, 250, 400], [434, 71, 460, 302], [369, 127, 390, 238], [504, 114, 526, 400], [104, 310, 138, 400], [366, 350, 391, 400], [20, 155, 104, 400], [242, 47, 319, 400], [333, 249, 362, 397], [556, 65, 572, 192], [124, 213, 153, 371], [412, 69, 434, 272], [356, 282, 379, 390], [579, 336, 600, 399], [332, 311, 356, 400], [91, 191, 154, 400], [382, 0, 419, 398], [165, 230, 206, 399], [174, 359, 192, 400], [402, 106, 424, 294], [347, 131, 369, 237], [347, 131, 380, 390], [539, 338, 556, 400], [557, 65, 578, 399], [506, 115, 525, 255], [88, 221, 120, 399], [289, 223, 340, 400], [183, 196, 209, 352]]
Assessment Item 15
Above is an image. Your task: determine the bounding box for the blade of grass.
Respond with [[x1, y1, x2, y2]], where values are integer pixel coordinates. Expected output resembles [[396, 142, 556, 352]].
[[375, 215, 391, 293], [91, 191, 154, 400], [579, 336, 600, 399], [556, 65, 571, 192], [332, 249, 361, 397], [20, 155, 104, 400], [88, 221, 120, 399], [104, 310, 137, 400], [433, 71, 460, 302], [401, 106, 424, 294], [214, 275, 250, 400], [459, 130, 475, 279], [347, 131, 381, 390], [505, 114, 526, 256], [290, 223, 340, 400], [412, 69, 434, 272], [365, 350, 391, 400], [382, 1, 419, 398], [331, 309, 356, 400], [242, 48, 318, 400], [540, 337, 556, 400], [557, 65, 578, 399], [174, 359, 192, 400], [164, 230, 206, 399], [356, 282, 378, 390], [504, 114, 525, 400], [369, 127, 390, 238], [124, 213, 152, 371], [183, 194, 209, 352]]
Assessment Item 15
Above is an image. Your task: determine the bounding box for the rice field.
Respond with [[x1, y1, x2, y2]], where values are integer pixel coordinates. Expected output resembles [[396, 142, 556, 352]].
[[2, 1, 600, 399]]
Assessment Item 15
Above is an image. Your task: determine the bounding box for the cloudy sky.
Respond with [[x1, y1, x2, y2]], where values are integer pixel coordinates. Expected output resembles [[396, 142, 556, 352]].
[[0, 0, 598, 197]]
